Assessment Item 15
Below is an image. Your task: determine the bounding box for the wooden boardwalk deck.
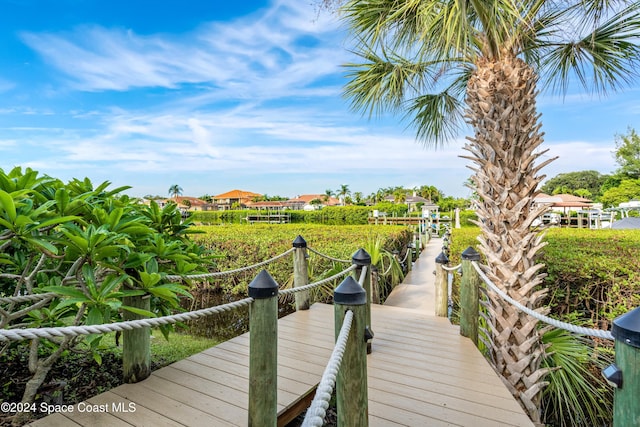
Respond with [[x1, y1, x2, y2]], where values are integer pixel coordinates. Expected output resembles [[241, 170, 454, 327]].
[[28, 237, 533, 426], [28, 303, 532, 426]]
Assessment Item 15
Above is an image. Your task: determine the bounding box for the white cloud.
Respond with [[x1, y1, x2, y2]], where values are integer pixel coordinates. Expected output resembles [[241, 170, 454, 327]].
[[540, 140, 616, 178], [20, 0, 345, 99]]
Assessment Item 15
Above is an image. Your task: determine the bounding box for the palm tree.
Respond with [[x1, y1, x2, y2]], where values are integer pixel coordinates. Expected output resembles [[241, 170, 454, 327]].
[[336, 1, 640, 422], [337, 184, 351, 205], [168, 184, 183, 202], [323, 189, 334, 203]]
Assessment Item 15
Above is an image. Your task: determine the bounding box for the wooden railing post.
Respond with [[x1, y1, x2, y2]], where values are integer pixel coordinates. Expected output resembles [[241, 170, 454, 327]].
[[607, 306, 640, 427], [352, 248, 374, 353], [123, 294, 151, 383], [292, 235, 309, 311], [248, 270, 278, 427], [460, 247, 481, 346], [334, 276, 368, 427], [406, 242, 413, 273], [434, 251, 449, 317]]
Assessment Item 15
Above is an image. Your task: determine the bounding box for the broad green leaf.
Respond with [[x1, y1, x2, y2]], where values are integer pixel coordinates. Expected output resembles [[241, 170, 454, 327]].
[[120, 305, 156, 318], [22, 237, 59, 255], [0, 190, 17, 221], [55, 188, 70, 214], [86, 307, 104, 325]]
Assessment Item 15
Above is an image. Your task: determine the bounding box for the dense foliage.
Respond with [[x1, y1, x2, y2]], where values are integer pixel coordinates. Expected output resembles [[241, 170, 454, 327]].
[[449, 227, 640, 326], [184, 224, 413, 339], [540, 170, 608, 199], [0, 167, 213, 421]]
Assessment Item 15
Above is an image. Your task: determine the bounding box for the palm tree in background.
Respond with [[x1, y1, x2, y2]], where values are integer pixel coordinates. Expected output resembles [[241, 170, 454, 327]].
[[336, 0, 640, 422], [336, 184, 351, 205], [323, 189, 334, 203], [168, 184, 183, 202]]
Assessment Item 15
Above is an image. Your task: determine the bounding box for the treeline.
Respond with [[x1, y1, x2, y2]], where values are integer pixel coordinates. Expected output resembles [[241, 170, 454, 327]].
[[540, 127, 640, 207]]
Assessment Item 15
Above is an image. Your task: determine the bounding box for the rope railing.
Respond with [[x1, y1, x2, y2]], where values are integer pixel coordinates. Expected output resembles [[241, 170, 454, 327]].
[[0, 292, 57, 304], [165, 247, 295, 281], [307, 247, 351, 264], [302, 309, 354, 427], [399, 249, 410, 264], [471, 261, 614, 340], [357, 265, 368, 287], [0, 297, 254, 342], [279, 265, 357, 296], [441, 263, 461, 272]]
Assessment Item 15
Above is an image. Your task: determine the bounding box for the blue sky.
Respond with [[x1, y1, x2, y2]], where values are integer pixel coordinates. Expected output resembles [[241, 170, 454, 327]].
[[1, 0, 638, 199]]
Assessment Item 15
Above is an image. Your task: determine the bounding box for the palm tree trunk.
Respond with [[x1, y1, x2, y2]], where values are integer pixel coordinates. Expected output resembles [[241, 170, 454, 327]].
[[462, 54, 556, 425]]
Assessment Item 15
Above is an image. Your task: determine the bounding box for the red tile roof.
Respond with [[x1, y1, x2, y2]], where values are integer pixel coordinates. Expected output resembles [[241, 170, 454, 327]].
[[213, 189, 262, 200]]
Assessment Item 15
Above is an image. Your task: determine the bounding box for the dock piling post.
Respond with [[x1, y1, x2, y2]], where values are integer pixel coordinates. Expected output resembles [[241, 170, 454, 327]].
[[334, 276, 369, 427], [123, 294, 151, 383], [606, 307, 640, 427], [434, 252, 449, 317], [248, 270, 279, 427], [292, 235, 310, 311], [460, 247, 481, 346], [352, 248, 373, 353]]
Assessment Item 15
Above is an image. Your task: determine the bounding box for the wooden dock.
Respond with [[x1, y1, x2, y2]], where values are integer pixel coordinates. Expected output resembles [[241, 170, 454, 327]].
[[28, 304, 532, 426], [28, 237, 533, 427]]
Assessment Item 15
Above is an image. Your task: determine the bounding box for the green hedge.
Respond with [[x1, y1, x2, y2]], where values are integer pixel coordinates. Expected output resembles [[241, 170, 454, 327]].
[[449, 227, 640, 326]]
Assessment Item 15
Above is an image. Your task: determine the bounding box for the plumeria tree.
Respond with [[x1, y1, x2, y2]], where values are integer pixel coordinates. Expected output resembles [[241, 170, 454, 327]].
[[0, 167, 210, 424], [332, 0, 640, 422]]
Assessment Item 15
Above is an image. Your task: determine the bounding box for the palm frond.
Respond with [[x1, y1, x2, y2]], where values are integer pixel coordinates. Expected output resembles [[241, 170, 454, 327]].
[[541, 328, 613, 427], [343, 47, 441, 117], [406, 90, 465, 146], [541, 2, 640, 95]]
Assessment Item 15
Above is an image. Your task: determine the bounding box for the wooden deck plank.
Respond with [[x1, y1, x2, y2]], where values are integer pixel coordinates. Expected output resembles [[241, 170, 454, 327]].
[[26, 413, 82, 426], [28, 301, 532, 427], [111, 382, 235, 426]]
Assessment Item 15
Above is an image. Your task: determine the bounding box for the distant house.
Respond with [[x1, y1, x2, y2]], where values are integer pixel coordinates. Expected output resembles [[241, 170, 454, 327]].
[[534, 193, 593, 213], [213, 189, 262, 210], [286, 194, 340, 210]]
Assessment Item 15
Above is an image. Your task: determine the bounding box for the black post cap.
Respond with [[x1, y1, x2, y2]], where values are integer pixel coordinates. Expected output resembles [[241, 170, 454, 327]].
[[435, 252, 449, 264], [293, 235, 307, 248], [352, 248, 371, 266], [612, 306, 640, 348], [334, 276, 366, 305], [248, 269, 279, 299], [461, 246, 481, 261]]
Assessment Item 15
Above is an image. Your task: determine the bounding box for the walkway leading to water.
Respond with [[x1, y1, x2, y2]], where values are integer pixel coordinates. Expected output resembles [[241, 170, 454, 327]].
[[28, 237, 533, 427]]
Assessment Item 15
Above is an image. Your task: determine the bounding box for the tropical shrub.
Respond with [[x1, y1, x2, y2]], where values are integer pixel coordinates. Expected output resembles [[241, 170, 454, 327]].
[[0, 167, 212, 419]]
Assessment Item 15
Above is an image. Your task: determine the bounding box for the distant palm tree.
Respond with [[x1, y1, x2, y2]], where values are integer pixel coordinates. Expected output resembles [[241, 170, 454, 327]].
[[168, 184, 183, 202], [337, 184, 350, 205], [323, 189, 334, 203], [353, 191, 363, 204]]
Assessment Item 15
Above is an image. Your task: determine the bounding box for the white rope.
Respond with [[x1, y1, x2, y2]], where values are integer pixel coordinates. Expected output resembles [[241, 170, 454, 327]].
[[279, 265, 357, 296], [357, 266, 368, 287], [399, 249, 410, 264], [165, 248, 295, 281], [0, 293, 57, 304], [307, 247, 351, 264], [441, 263, 461, 272], [0, 298, 254, 342], [302, 310, 354, 427], [471, 261, 614, 340]]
